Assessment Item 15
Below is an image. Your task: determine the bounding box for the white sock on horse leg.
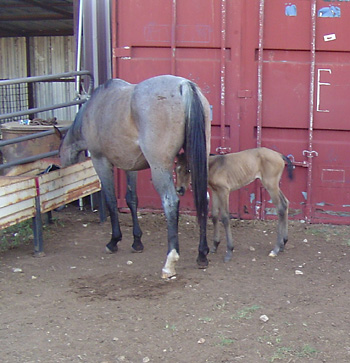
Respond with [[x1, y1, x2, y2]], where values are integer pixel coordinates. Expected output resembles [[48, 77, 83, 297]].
[[161, 249, 179, 279]]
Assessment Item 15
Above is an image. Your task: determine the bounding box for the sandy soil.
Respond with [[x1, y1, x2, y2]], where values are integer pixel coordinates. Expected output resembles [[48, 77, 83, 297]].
[[1, 203, 350, 362]]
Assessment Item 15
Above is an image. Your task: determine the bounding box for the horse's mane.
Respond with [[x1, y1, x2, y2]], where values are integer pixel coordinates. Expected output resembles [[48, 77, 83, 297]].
[[69, 102, 87, 139]]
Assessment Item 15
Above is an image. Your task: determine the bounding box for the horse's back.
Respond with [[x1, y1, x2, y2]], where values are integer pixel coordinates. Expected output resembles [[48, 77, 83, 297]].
[[132, 75, 193, 125], [131, 75, 210, 168], [79, 75, 210, 171], [83, 78, 134, 129]]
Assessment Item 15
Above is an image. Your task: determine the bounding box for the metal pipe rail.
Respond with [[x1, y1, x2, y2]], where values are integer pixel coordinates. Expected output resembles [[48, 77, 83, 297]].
[[0, 70, 93, 121], [0, 99, 86, 121], [0, 70, 93, 87], [0, 71, 93, 171]]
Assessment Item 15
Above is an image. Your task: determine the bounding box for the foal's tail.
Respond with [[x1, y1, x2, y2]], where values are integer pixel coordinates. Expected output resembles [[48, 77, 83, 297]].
[[182, 81, 208, 225], [282, 155, 294, 180]]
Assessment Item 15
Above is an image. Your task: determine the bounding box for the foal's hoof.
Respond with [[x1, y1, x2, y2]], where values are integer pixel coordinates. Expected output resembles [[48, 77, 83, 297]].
[[268, 250, 277, 258], [224, 250, 233, 263], [210, 241, 220, 254]]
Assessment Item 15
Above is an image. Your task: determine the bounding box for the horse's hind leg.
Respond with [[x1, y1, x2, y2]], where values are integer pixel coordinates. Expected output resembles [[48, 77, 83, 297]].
[[268, 189, 289, 257], [151, 168, 180, 278], [211, 188, 234, 261], [91, 156, 122, 253], [125, 171, 144, 252]]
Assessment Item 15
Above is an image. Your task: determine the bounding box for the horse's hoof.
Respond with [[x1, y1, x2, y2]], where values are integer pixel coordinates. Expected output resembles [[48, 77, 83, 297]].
[[105, 244, 118, 254], [131, 247, 143, 253], [196, 255, 209, 269], [162, 249, 179, 279], [224, 252, 233, 263], [161, 267, 176, 279], [131, 241, 144, 253], [269, 250, 277, 258], [211, 242, 220, 253], [105, 246, 113, 254]]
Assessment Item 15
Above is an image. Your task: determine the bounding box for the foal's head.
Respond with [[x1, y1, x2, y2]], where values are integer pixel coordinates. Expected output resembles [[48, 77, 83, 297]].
[[175, 153, 191, 196]]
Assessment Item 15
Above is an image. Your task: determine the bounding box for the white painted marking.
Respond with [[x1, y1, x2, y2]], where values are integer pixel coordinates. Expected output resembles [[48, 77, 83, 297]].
[[324, 34, 336, 42], [317, 69, 331, 113]]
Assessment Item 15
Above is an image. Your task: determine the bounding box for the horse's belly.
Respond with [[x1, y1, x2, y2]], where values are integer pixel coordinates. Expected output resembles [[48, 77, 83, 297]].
[[109, 150, 149, 171]]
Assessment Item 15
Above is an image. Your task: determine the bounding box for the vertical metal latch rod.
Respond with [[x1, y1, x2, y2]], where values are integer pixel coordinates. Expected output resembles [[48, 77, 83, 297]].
[[305, 0, 317, 222], [170, 0, 177, 75], [256, 0, 265, 149]]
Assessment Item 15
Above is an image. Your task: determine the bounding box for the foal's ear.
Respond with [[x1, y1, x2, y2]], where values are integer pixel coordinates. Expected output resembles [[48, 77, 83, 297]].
[[53, 126, 63, 140]]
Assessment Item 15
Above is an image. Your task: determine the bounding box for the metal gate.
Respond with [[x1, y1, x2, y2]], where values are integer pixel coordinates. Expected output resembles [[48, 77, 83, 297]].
[[111, 0, 350, 224]]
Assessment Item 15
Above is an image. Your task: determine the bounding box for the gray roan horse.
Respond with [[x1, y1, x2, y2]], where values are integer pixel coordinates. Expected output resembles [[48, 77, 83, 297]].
[[58, 75, 211, 278], [175, 147, 293, 262]]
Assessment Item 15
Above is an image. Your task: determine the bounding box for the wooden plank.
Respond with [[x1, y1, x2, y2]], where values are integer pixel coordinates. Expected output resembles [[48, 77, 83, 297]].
[[0, 159, 101, 230], [40, 180, 101, 213], [38, 160, 101, 213], [0, 176, 36, 230]]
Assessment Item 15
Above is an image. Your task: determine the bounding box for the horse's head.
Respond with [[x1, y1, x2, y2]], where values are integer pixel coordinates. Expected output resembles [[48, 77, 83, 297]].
[[175, 153, 191, 196], [54, 126, 85, 167], [54, 126, 70, 167]]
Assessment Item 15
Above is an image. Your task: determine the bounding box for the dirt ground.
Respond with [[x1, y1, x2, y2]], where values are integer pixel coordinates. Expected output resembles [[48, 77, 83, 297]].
[[1, 202, 350, 363]]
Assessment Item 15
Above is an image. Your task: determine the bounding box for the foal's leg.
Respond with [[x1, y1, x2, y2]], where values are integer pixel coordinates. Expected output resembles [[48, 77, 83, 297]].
[[125, 171, 144, 252], [267, 187, 289, 257], [211, 191, 221, 253], [219, 189, 234, 262], [151, 168, 180, 278], [91, 156, 122, 253]]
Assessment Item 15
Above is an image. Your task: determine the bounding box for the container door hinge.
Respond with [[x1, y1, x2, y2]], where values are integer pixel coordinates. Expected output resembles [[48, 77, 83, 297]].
[[216, 146, 231, 155], [113, 47, 131, 59], [303, 150, 318, 158]]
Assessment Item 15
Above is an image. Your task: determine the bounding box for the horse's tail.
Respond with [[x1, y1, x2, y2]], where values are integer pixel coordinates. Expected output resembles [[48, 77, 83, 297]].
[[282, 155, 294, 180], [182, 81, 208, 225]]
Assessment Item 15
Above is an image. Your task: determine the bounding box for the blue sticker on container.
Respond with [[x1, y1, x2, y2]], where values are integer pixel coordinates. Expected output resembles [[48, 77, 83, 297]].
[[318, 6, 341, 18], [285, 4, 297, 16]]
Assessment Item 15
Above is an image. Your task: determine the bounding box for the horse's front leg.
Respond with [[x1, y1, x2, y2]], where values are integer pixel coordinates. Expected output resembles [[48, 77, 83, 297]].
[[151, 168, 180, 278], [91, 157, 122, 253], [125, 171, 144, 252]]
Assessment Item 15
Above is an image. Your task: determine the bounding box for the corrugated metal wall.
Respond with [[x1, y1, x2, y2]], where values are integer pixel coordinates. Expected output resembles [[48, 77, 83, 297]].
[[30, 36, 76, 121], [0, 38, 27, 79]]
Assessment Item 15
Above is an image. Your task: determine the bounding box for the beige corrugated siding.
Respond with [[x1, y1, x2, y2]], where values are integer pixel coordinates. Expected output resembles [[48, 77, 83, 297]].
[[32, 36, 76, 121], [0, 37, 27, 79]]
